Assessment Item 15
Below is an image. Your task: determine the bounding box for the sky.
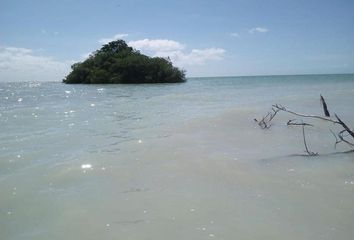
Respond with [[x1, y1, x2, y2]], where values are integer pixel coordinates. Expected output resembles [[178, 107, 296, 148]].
[[1, 0, 354, 82]]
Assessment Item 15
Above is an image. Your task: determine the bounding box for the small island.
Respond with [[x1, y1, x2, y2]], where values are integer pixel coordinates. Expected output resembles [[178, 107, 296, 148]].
[[63, 40, 186, 84]]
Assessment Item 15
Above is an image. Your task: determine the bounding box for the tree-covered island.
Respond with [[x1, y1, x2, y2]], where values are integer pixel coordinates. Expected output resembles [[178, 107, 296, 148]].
[[63, 40, 186, 84]]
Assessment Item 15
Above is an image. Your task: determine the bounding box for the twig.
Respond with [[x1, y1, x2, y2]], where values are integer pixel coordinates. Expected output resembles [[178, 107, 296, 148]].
[[255, 108, 279, 129], [335, 114, 354, 139], [338, 130, 354, 147], [330, 129, 340, 149], [301, 124, 318, 156], [268, 108, 279, 122], [287, 119, 313, 126]]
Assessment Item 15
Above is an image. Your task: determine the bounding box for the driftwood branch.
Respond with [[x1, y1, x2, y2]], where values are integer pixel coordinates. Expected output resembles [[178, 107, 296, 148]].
[[320, 94, 330, 117], [338, 130, 354, 148], [301, 124, 318, 156], [272, 104, 338, 124], [256, 96, 354, 155], [286, 119, 318, 156], [254, 107, 279, 129], [335, 114, 354, 139], [330, 129, 341, 149], [287, 119, 313, 126]]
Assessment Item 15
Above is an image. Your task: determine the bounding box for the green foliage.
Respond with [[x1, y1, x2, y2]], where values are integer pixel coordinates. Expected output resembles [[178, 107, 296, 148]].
[[63, 40, 186, 84]]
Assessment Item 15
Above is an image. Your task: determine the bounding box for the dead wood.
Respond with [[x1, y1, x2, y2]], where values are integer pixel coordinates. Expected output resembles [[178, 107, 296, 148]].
[[272, 104, 338, 124], [254, 107, 279, 129], [255, 96, 354, 155], [320, 94, 330, 117], [287, 119, 313, 126], [335, 114, 354, 139], [301, 124, 318, 156]]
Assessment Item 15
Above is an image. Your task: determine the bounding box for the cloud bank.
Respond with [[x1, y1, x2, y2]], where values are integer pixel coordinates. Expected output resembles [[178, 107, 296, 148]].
[[155, 48, 225, 66], [0, 47, 71, 82], [128, 39, 185, 52], [127, 38, 225, 67]]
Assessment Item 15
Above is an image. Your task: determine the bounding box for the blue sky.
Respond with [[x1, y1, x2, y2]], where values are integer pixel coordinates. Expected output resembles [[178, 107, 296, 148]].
[[1, 0, 354, 81]]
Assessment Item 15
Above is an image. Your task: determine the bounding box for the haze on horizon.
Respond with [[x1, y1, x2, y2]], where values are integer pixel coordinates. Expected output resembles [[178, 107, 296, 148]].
[[1, 0, 354, 82]]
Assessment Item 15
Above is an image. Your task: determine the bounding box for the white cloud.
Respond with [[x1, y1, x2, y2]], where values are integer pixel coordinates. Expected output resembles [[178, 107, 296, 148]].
[[155, 48, 225, 66], [249, 27, 269, 34], [230, 32, 239, 38], [0, 46, 71, 82], [127, 38, 224, 66], [3, 47, 33, 54], [98, 33, 129, 44], [128, 39, 185, 52]]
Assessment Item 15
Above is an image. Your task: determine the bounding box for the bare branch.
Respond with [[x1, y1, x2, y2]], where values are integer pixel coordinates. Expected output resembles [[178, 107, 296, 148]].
[[320, 94, 330, 117], [272, 104, 338, 124], [302, 124, 318, 156], [337, 129, 354, 148], [256, 96, 354, 154], [330, 129, 340, 149], [287, 119, 313, 126], [268, 108, 279, 122], [335, 114, 354, 139], [255, 108, 279, 129]]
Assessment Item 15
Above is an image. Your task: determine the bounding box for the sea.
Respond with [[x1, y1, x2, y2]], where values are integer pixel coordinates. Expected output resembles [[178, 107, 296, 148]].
[[1, 74, 354, 240]]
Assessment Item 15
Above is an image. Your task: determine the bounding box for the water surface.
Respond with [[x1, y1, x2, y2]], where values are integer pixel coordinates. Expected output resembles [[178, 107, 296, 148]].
[[1, 74, 354, 239]]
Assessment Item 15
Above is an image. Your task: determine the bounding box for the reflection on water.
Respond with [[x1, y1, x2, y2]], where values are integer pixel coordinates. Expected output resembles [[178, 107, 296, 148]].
[[1, 75, 354, 239]]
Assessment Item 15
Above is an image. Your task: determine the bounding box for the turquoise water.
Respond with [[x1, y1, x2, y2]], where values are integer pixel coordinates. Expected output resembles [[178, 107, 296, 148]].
[[1, 74, 354, 239]]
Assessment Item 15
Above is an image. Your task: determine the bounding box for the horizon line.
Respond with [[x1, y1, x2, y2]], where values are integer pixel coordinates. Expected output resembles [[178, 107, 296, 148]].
[[1, 72, 353, 83], [188, 72, 354, 79]]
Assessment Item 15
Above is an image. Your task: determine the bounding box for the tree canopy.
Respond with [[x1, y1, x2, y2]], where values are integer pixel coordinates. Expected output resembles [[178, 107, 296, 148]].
[[63, 40, 186, 84]]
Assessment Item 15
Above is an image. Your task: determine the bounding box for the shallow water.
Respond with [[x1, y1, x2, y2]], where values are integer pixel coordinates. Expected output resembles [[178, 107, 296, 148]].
[[1, 74, 354, 239]]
